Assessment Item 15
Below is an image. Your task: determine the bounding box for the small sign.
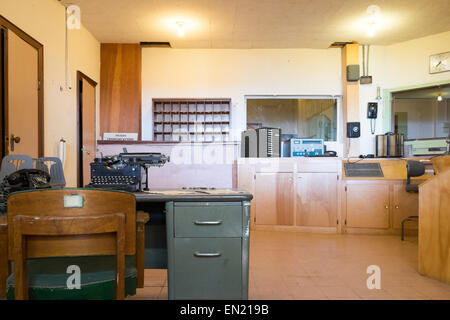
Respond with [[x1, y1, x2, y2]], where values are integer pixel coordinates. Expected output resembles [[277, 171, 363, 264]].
[[103, 133, 138, 141], [64, 195, 84, 208]]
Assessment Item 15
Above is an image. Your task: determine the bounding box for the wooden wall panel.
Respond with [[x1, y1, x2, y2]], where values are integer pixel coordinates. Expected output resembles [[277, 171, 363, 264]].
[[418, 169, 450, 284], [100, 44, 141, 139]]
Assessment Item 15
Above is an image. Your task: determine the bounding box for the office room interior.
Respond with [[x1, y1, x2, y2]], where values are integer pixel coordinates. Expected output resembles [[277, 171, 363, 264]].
[[0, 0, 449, 302]]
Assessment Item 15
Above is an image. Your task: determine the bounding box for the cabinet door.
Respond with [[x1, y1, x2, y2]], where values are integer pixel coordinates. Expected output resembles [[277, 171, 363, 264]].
[[296, 173, 337, 227], [254, 172, 294, 225], [392, 183, 418, 229], [346, 183, 390, 229]]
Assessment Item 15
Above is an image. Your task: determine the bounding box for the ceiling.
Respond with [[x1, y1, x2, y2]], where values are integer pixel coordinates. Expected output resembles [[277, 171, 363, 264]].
[[60, 0, 450, 48]]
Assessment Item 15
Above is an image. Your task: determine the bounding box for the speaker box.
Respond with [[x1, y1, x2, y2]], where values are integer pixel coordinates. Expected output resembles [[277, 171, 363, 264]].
[[346, 64, 360, 82], [347, 122, 361, 138]]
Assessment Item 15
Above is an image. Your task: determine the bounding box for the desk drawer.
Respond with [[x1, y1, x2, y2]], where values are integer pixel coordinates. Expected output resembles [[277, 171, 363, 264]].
[[174, 204, 242, 238], [173, 237, 242, 299]]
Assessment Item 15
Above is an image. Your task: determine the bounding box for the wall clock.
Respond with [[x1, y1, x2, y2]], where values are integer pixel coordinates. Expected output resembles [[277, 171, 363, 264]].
[[429, 51, 450, 74]]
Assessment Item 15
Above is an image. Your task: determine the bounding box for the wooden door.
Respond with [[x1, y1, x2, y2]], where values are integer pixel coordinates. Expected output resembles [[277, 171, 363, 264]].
[[6, 31, 39, 157], [78, 74, 97, 186], [392, 183, 418, 229], [346, 183, 390, 229], [254, 172, 294, 225], [296, 172, 337, 227]]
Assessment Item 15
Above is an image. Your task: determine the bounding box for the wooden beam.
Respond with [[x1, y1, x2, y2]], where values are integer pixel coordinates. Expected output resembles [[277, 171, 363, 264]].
[[100, 44, 142, 140], [341, 43, 359, 157]]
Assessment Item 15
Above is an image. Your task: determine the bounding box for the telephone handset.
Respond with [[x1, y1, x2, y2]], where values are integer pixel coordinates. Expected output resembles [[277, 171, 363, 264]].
[[6, 169, 51, 192]]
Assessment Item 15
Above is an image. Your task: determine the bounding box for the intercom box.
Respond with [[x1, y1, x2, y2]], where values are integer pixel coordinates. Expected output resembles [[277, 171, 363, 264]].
[[347, 122, 361, 138], [346, 65, 360, 82]]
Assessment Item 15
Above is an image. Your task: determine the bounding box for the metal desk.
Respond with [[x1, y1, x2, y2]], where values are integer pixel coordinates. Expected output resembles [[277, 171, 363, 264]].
[[134, 189, 253, 299]]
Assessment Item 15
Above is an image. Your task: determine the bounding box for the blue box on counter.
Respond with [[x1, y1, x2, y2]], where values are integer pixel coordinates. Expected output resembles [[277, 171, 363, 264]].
[[290, 138, 324, 157]]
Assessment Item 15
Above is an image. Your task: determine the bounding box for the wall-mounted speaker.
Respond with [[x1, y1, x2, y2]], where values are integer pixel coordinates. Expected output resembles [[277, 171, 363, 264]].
[[346, 64, 360, 82]]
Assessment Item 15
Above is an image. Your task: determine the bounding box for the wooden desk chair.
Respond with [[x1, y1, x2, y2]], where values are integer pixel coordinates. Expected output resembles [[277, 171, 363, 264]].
[[0, 188, 148, 300]]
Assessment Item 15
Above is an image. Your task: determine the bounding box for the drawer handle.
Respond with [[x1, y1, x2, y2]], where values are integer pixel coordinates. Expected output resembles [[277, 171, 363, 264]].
[[194, 252, 222, 258], [194, 220, 223, 226]]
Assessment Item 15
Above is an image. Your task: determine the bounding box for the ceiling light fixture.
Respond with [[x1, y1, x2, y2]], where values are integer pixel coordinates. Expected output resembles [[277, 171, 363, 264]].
[[176, 21, 185, 37], [366, 5, 381, 37]]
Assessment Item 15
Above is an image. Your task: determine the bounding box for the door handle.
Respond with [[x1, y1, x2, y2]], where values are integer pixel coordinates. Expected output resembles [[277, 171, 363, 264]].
[[81, 146, 91, 155], [10, 134, 21, 151]]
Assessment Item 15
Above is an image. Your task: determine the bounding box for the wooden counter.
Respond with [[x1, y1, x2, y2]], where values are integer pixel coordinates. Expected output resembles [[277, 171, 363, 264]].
[[418, 169, 450, 284], [238, 157, 441, 235], [342, 158, 434, 180]]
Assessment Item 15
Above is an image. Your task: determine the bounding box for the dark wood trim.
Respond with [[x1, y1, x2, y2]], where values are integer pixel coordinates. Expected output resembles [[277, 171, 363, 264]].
[[77, 71, 97, 187], [0, 27, 5, 159], [0, 15, 44, 157]]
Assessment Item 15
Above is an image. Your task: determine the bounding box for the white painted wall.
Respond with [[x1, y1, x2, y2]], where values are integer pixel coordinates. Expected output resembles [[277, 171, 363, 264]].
[[0, 0, 100, 186], [142, 48, 342, 141], [358, 31, 450, 155]]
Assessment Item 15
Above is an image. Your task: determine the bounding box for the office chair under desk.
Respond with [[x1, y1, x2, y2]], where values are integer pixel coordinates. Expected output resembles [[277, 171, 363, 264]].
[[401, 160, 425, 241]]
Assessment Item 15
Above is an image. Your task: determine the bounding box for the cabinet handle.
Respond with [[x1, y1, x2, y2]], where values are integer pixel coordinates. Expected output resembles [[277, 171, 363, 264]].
[[194, 252, 222, 258], [194, 220, 223, 225], [395, 205, 399, 209], [385, 205, 389, 209]]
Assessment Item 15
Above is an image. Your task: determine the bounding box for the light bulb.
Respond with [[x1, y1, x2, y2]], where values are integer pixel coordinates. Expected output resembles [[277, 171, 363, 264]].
[[176, 21, 185, 37], [437, 95, 443, 102], [366, 5, 381, 37], [368, 25, 376, 37]]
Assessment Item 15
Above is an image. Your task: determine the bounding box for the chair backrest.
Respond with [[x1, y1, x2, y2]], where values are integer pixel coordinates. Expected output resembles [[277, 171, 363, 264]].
[[34, 157, 66, 188], [12, 213, 126, 300], [0, 155, 33, 181], [431, 155, 450, 175], [406, 160, 425, 193], [7, 189, 136, 260]]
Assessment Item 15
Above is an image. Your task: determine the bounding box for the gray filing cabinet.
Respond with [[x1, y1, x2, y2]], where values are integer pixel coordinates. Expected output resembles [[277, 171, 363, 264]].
[[166, 201, 250, 300]]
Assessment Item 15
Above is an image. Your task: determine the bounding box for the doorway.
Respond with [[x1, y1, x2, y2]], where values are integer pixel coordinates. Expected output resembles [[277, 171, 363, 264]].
[[0, 16, 44, 159], [77, 71, 97, 187]]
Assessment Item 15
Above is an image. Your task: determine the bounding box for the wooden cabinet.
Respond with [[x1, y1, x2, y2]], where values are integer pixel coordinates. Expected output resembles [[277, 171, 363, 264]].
[[254, 172, 294, 225], [391, 183, 418, 229], [296, 173, 337, 227], [344, 181, 419, 232], [346, 182, 390, 229]]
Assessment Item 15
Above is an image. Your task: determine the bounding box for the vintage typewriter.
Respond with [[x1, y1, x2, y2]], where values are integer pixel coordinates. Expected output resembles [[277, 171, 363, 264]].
[[87, 150, 169, 192]]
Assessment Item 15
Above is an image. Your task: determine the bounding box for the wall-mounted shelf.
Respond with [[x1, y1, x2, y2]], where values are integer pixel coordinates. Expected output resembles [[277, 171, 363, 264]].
[[153, 99, 231, 142]]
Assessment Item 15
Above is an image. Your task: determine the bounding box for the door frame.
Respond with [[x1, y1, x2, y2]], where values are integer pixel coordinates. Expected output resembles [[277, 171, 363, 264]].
[[0, 15, 44, 158], [77, 71, 97, 187]]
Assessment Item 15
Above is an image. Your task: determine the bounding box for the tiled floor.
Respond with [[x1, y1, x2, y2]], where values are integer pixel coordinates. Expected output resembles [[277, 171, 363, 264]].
[[128, 230, 450, 300]]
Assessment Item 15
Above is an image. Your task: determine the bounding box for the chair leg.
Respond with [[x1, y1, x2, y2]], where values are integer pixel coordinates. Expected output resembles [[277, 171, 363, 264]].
[[13, 227, 28, 300], [136, 211, 149, 289], [116, 215, 125, 300], [0, 231, 8, 299]]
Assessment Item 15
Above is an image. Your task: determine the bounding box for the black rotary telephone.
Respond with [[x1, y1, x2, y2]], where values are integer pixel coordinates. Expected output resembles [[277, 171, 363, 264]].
[[6, 169, 51, 192]]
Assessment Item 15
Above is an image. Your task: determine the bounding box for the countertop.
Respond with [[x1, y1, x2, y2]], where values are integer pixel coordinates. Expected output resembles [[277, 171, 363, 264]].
[[134, 188, 253, 202]]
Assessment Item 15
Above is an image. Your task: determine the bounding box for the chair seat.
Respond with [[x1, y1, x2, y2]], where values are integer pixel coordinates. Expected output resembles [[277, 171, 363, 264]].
[[6, 256, 137, 300]]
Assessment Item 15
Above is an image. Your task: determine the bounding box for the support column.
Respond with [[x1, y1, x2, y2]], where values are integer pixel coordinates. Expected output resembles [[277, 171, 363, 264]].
[[341, 43, 360, 157]]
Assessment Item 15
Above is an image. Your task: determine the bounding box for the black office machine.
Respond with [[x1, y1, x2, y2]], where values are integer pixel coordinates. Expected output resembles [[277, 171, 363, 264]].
[[241, 127, 281, 157], [88, 151, 169, 192]]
